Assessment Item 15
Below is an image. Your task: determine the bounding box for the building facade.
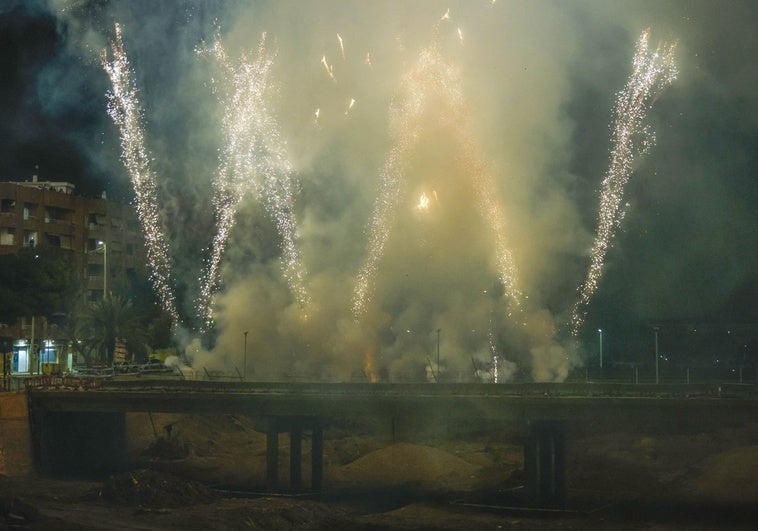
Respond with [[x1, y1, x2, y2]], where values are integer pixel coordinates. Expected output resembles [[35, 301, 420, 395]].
[[0, 178, 146, 374]]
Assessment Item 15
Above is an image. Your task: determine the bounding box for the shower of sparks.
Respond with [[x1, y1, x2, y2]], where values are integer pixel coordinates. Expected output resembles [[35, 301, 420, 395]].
[[570, 30, 677, 336], [345, 97, 356, 115], [351, 42, 521, 318], [197, 30, 310, 331], [337, 33, 345, 60], [321, 55, 335, 81], [101, 23, 179, 325]]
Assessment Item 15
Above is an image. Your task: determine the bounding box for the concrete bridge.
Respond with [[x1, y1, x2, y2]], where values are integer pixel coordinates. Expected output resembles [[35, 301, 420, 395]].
[[25, 378, 757, 508]]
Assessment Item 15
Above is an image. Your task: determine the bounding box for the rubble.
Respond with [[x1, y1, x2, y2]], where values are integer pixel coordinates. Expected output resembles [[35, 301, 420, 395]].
[[100, 468, 217, 508]]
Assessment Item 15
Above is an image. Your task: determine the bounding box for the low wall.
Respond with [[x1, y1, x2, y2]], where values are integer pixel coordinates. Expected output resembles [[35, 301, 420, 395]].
[[0, 392, 32, 476]]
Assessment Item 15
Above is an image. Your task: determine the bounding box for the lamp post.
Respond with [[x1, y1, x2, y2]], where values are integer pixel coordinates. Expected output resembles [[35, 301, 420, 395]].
[[243, 331, 248, 380], [96, 240, 107, 299], [653, 326, 660, 384], [598, 328, 603, 369], [436, 329, 441, 381]]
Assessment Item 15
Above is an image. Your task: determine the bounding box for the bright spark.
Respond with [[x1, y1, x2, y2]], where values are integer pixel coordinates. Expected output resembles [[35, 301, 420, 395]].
[[417, 193, 430, 211], [457, 27, 464, 45], [571, 30, 677, 336], [337, 33, 345, 60], [365, 52, 372, 67], [345, 97, 356, 115], [441, 8, 450, 21], [101, 23, 179, 326], [321, 55, 335, 81]]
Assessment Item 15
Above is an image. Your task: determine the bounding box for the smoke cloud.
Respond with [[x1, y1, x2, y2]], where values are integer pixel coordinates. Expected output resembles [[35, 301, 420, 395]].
[[12, 0, 754, 380]]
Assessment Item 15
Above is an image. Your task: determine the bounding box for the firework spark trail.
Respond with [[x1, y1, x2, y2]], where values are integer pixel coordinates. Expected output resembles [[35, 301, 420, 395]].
[[101, 24, 179, 325], [197, 31, 309, 331], [571, 30, 677, 336], [352, 43, 521, 317]]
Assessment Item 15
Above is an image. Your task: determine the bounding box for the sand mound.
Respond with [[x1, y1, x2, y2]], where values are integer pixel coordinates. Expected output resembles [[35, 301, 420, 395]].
[[689, 446, 758, 503], [334, 442, 480, 491]]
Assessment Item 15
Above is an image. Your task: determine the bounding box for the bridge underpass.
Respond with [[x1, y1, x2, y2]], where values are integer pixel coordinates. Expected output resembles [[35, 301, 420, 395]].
[[25, 379, 757, 509]]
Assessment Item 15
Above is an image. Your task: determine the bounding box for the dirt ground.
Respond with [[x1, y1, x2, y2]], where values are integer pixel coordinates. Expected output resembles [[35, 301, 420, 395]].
[[1, 395, 757, 530]]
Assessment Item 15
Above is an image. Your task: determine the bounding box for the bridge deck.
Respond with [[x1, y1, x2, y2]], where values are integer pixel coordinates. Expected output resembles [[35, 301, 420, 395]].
[[26, 379, 757, 423]]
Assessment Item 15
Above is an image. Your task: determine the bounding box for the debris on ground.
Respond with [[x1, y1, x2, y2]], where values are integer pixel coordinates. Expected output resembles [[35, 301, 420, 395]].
[[100, 468, 217, 508], [0, 496, 39, 527], [141, 435, 190, 460]]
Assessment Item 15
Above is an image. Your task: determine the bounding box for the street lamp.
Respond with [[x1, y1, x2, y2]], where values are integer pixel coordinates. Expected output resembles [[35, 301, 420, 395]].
[[96, 240, 107, 300], [598, 329, 603, 369], [653, 326, 660, 384], [436, 329, 441, 381], [243, 330, 248, 380]]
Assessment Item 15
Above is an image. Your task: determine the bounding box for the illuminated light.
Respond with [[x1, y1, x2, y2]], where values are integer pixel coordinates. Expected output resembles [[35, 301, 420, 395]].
[[101, 23, 179, 326], [416, 193, 430, 211], [571, 30, 676, 336]]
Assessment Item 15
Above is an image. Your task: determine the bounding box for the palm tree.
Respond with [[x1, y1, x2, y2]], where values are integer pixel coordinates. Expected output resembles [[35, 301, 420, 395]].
[[81, 295, 147, 365]]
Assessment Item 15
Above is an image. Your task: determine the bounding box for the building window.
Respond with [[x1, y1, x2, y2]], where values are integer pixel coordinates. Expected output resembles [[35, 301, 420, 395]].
[[46, 233, 61, 247], [45, 206, 71, 224], [86, 213, 107, 229], [1, 199, 15, 213], [87, 264, 103, 277], [23, 230, 37, 247], [40, 340, 59, 364], [126, 243, 135, 256], [0, 228, 14, 245], [23, 203, 37, 220]]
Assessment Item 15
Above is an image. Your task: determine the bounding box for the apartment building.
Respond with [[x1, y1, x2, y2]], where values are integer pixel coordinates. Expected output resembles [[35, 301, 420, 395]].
[[0, 178, 146, 373]]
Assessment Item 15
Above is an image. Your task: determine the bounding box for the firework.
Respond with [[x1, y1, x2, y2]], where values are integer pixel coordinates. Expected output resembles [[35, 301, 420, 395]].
[[345, 97, 356, 115], [337, 33, 345, 60], [197, 30, 310, 331], [352, 43, 521, 317], [570, 30, 677, 335], [320, 55, 335, 81], [101, 23, 179, 325]]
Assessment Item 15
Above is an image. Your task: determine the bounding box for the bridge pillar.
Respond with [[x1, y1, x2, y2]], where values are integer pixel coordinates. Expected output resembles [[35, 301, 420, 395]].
[[263, 416, 324, 493], [524, 420, 566, 508]]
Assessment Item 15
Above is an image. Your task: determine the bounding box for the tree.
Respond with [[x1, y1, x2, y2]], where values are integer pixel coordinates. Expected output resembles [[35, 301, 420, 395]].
[[80, 295, 148, 364], [0, 247, 80, 324]]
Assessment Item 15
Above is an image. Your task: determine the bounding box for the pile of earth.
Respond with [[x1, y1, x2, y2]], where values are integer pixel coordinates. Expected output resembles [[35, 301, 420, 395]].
[[100, 468, 217, 508], [332, 442, 483, 492]]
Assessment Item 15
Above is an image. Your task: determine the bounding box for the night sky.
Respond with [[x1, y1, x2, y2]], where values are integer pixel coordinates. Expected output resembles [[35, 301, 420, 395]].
[[1, 1, 756, 378]]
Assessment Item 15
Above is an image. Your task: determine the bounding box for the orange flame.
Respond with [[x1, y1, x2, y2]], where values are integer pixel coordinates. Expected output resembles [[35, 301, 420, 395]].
[[364, 345, 378, 383]]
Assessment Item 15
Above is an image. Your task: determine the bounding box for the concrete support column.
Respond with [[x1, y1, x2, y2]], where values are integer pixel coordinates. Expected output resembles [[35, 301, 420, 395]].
[[311, 424, 324, 491], [523, 420, 566, 508], [263, 416, 324, 493], [266, 429, 279, 490], [289, 427, 302, 491]]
